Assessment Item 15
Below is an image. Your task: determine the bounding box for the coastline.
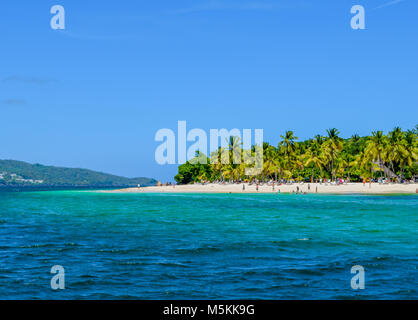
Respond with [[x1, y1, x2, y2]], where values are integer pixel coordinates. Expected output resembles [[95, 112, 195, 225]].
[[100, 182, 418, 195]]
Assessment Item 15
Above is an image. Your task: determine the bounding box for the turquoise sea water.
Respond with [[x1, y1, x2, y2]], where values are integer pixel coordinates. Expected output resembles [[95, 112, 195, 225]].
[[0, 191, 417, 299]]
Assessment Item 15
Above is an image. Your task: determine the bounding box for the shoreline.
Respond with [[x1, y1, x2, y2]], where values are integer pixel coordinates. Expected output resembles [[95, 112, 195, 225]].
[[100, 182, 418, 195]]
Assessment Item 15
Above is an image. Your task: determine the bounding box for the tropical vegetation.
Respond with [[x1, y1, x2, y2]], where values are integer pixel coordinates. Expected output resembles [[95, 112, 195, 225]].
[[174, 126, 418, 184]]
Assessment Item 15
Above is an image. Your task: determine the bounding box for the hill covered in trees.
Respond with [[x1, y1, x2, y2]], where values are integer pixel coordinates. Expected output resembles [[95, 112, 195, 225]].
[[175, 126, 418, 184], [0, 160, 156, 187]]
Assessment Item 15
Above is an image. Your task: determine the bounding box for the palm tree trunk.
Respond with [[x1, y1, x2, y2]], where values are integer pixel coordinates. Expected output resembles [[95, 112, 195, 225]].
[[379, 154, 383, 178], [390, 149, 395, 175]]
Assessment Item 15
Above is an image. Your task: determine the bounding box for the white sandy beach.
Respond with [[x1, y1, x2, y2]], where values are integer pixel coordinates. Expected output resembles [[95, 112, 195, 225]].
[[103, 182, 418, 194]]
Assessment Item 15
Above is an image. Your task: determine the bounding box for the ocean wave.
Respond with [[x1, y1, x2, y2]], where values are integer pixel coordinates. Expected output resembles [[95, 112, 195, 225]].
[[98, 248, 138, 254], [115, 261, 149, 266], [155, 261, 191, 268], [290, 268, 324, 276], [175, 245, 222, 254], [18, 244, 53, 249], [70, 279, 97, 286]]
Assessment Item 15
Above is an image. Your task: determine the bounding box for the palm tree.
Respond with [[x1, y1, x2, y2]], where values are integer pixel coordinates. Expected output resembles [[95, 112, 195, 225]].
[[262, 145, 278, 180], [350, 134, 361, 153], [399, 130, 418, 180], [227, 136, 242, 165], [210, 148, 226, 181], [324, 128, 343, 181], [387, 127, 404, 180], [279, 131, 298, 178], [342, 134, 361, 180], [294, 153, 304, 182], [353, 150, 375, 181], [279, 131, 297, 158], [304, 141, 323, 182], [335, 156, 348, 180], [314, 134, 324, 146], [365, 131, 387, 178]]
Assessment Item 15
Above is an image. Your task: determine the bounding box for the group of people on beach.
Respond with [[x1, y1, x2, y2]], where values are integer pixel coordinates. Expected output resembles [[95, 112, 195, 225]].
[[240, 181, 315, 194], [154, 181, 175, 187]]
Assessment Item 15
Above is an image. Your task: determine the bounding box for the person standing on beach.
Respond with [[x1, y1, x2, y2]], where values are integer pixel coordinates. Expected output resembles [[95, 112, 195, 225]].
[[316, 186, 318, 193], [243, 184, 245, 191], [256, 184, 259, 192]]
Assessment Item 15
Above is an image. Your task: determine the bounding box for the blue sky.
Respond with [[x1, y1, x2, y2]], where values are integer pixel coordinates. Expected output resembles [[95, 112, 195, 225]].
[[1, 0, 417, 181]]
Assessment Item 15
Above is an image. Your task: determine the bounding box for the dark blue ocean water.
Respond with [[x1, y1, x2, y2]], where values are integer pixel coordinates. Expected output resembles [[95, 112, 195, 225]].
[[0, 191, 417, 299]]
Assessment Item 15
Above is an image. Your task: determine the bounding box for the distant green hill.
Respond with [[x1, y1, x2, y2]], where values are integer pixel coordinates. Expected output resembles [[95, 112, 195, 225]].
[[0, 160, 156, 187]]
